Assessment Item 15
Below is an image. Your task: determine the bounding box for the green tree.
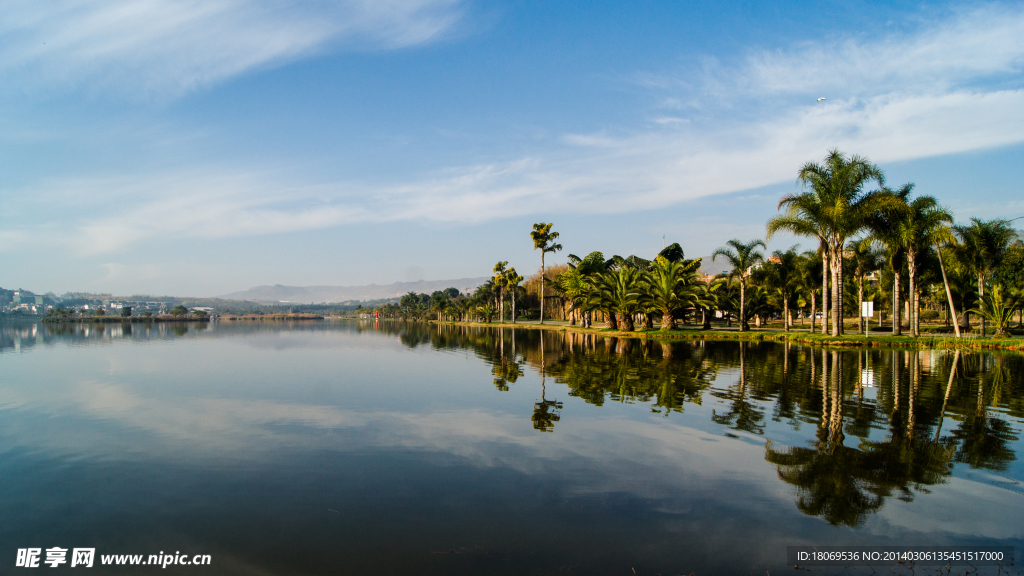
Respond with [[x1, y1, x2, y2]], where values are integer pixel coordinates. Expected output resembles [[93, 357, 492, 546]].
[[530, 223, 562, 324], [760, 246, 802, 332], [862, 185, 911, 335], [169, 305, 188, 317], [598, 267, 643, 331], [769, 149, 887, 336], [646, 255, 702, 330], [505, 268, 524, 323], [899, 192, 954, 336], [712, 238, 767, 331], [953, 218, 1017, 337], [847, 240, 883, 334], [972, 285, 1021, 337], [492, 261, 509, 322]]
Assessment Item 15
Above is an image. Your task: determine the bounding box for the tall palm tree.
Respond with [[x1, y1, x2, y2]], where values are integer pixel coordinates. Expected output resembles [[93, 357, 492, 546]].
[[768, 199, 831, 335], [861, 183, 913, 335], [898, 194, 954, 336], [953, 218, 1017, 337], [531, 223, 562, 324], [712, 238, 767, 331], [492, 261, 508, 323], [847, 239, 884, 334], [769, 149, 886, 336], [505, 268, 524, 324]]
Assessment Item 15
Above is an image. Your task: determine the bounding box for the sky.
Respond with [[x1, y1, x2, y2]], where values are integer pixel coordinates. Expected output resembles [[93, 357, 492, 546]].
[[1, 0, 1023, 297]]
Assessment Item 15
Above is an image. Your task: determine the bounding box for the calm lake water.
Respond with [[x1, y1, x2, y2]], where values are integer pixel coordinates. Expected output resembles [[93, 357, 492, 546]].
[[1, 320, 1022, 575]]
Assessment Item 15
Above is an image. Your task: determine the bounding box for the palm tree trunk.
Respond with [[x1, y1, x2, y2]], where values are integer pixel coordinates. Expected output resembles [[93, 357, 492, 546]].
[[978, 274, 986, 337], [783, 290, 790, 333], [821, 251, 830, 335], [830, 250, 842, 336], [641, 313, 653, 330], [512, 291, 517, 324], [539, 253, 546, 324], [661, 309, 675, 330], [936, 243, 960, 337], [810, 291, 816, 333], [892, 270, 902, 336], [739, 278, 747, 331], [605, 308, 617, 329], [619, 313, 634, 332], [858, 276, 865, 334], [908, 252, 918, 337]]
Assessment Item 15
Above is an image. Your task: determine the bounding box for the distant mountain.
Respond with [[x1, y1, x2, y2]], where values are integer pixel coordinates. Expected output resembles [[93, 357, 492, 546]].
[[220, 278, 489, 303], [697, 257, 731, 276]]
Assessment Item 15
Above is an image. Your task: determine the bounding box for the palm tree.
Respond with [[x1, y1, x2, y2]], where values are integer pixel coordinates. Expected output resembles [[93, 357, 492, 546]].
[[561, 251, 607, 327], [768, 199, 831, 335], [476, 304, 495, 323], [531, 223, 562, 324], [847, 239, 883, 334], [646, 256, 702, 330], [769, 149, 886, 336], [760, 246, 802, 332], [862, 184, 912, 335], [798, 250, 823, 332], [505, 268, 524, 324], [696, 277, 722, 330], [972, 285, 1022, 337], [492, 261, 508, 322], [898, 193, 954, 336], [953, 218, 1017, 337], [598, 267, 643, 331], [712, 239, 766, 331]]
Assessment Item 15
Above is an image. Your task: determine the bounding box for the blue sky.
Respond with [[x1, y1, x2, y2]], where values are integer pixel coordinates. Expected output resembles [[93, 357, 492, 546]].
[[2, 0, 1023, 296]]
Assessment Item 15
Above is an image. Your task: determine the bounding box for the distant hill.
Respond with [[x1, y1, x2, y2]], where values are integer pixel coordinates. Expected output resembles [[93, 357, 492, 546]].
[[697, 257, 731, 276], [220, 278, 489, 303]]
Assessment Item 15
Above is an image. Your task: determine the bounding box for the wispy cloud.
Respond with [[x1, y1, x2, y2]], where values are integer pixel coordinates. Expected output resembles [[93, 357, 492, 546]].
[[5, 3, 1024, 254], [0, 0, 465, 95]]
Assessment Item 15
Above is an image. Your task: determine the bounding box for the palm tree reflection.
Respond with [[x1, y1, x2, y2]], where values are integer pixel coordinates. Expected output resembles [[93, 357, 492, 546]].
[[376, 322, 1022, 527]]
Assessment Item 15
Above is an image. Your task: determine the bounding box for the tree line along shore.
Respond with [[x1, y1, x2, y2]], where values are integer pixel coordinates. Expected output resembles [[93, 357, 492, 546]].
[[356, 149, 1023, 350]]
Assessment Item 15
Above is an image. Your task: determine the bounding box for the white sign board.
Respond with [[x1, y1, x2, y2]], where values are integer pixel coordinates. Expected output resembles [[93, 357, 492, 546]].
[[861, 301, 874, 318]]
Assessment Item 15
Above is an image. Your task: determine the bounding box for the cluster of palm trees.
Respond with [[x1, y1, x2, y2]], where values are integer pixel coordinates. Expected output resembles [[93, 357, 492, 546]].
[[548, 243, 716, 332], [764, 149, 1022, 337], [368, 149, 1022, 336], [533, 149, 1022, 337]]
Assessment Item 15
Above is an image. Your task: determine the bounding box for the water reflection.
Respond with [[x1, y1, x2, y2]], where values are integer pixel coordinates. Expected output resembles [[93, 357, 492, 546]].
[[2, 319, 1023, 572], [392, 323, 1023, 528]]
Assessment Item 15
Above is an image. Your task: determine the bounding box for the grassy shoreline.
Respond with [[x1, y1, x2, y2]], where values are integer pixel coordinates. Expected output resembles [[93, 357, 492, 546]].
[[433, 319, 1024, 352]]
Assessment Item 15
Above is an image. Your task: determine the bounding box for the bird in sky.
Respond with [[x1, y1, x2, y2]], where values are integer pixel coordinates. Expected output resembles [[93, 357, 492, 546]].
[[817, 97, 826, 102]]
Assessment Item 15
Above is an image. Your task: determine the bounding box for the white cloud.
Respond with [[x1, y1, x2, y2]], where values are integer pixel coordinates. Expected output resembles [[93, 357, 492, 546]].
[[5, 3, 1024, 254], [0, 0, 465, 95]]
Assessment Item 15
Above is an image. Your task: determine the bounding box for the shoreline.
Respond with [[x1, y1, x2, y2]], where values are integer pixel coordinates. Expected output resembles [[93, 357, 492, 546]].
[[41, 316, 210, 324], [431, 319, 1024, 352]]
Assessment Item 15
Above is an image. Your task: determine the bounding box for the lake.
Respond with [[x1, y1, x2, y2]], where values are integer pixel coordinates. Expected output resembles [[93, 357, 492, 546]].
[[1, 320, 1022, 575]]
